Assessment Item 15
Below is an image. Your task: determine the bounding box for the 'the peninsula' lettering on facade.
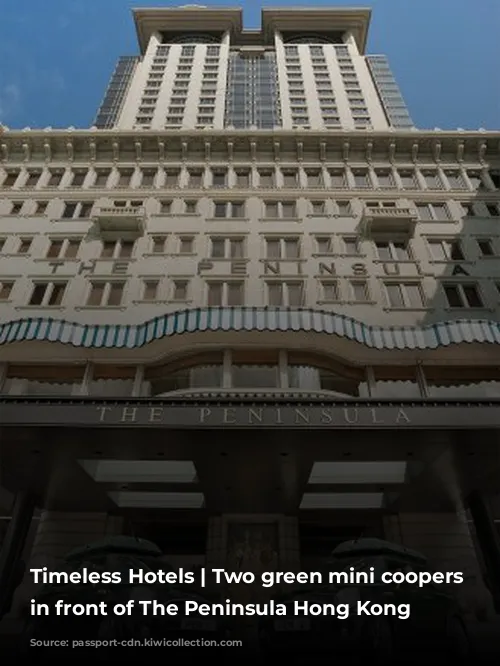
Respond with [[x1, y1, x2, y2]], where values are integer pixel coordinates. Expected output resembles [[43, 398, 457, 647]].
[[95, 405, 411, 427]]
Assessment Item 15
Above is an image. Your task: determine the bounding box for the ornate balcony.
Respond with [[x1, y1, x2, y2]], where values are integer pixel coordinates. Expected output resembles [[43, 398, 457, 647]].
[[93, 205, 145, 236], [361, 205, 418, 237]]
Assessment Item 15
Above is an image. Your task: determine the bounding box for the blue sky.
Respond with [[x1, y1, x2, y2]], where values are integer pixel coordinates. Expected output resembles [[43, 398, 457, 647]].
[[0, 0, 498, 130]]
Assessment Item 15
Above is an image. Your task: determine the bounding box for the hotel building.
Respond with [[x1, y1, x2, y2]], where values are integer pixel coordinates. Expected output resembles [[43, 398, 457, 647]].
[[0, 5, 500, 617]]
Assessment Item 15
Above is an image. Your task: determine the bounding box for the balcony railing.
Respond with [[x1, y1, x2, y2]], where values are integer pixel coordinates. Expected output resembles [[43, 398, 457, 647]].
[[93, 206, 145, 235], [362, 206, 418, 236]]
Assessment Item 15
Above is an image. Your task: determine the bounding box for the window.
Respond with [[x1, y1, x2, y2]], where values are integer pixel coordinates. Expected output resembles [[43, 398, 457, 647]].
[[310, 200, 326, 215], [342, 237, 359, 255], [375, 170, 395, 188], [46, 171, 63, 187], [10, 202, 23, 215], [264, 201, 296, 218], [375, 241, 410, 261], [140, 169, 157, 187], [486, 204, 500, 217], [315, 236, 332, 254], [34, 201, 48, 215], [421, 170, 442, 189], [306, 170, 323, 188], [467, 171, 487, 191], [46, 239, 81, 259], [282, 170, 298, 187], [211, 170, 227, 187], [259, 170, 275, 188], [336, 201, 351, 215], [328, 169, 346, 188], [320, 280, 339, 301], [143, 281, 159, 300], [100, 240, 134, 259], [428, 239, 464, 261], [2, 171, 19, 187], [24, 171, 42, 187], [352, 170, 371, 188], [151, 236, 167, 253], [173, 280, 189, 301], [207, 281, 244, 306], [398, 170, 418, 189], [93, 170, 111, 188], [213, 201, 245, 218], [265, 237, 300, 259], [477, 239, 495, 257], [179, 236, 194, 254], [267, 282, 304, 307], [416, 203, 449, 221], [17, 238, 33, 254], [29, 282, 67, 306], [443, 283, 483, 308], [489, 170, 500, 188], [235, 170, 250, 188], [350, 280, 370, 302], [210, 237, 245, 259], [62, 201, 93, 219], [160, 200, 172, 214], [165, 171, 180, 187], [184, 200, 197, 214], [87, 282, 125, 307], [0, 281, 14, 301], [384, 282, 424, 308], [188, 170, 204, 188], [444, 170, 466, 189]]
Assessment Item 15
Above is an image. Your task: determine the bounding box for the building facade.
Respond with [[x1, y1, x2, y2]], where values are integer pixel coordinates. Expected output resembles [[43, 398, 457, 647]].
[[1, 5, 500, 618]]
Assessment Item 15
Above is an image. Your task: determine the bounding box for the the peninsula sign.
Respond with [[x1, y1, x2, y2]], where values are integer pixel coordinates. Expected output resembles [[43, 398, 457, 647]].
[[0, 400, 500, 428]]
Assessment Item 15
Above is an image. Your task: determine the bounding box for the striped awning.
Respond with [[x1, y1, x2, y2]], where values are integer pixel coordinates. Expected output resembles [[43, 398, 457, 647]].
[[0, 308, 499, 350]]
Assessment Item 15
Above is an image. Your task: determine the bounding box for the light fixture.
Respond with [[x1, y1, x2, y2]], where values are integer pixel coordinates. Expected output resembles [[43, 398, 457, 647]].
[[108, 492, 204, 509], [308, 462, 406, 484], [300, 493, 384, 510], [79, 460, 197, 483]]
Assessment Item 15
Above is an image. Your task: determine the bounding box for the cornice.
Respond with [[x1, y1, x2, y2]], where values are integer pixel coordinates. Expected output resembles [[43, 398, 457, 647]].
[[1, 129, 499, 167]]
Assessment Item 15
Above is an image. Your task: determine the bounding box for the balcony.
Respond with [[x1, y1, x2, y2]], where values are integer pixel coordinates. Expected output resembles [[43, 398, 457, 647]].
[[93, 205, 145, 236], [361, 205, 418, 237]]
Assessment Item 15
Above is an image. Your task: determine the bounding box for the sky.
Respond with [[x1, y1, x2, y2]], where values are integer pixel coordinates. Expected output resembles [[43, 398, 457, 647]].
[[0, 0, 498, 131]]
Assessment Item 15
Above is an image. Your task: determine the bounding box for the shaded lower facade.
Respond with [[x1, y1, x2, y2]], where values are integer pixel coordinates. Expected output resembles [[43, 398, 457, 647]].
[[2, 398, 500, 621]]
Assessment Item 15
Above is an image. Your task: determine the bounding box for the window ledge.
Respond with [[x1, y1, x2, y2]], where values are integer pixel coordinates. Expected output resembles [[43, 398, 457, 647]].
[[15, 306, 65, 311], [205, 217, 250, 222], [306, 214, 333, 218], [383, 307, 430, 312], [33, 258, 79, 263], [94, 257, 137, 263], [75, 306, 127, 311], [429, 259, 473, 264], [258, 217, 301, 222]]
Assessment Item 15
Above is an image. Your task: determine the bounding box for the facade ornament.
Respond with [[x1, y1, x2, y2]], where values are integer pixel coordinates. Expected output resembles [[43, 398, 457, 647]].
[[433, 141, 441, 162], [22, 141, 30, 162], [66, 140, 74, 162], [43, 140, 51, 163], [411, 142, 419, 163], [89, 139, 97, 162], [319, 141, 326, 162], [112, 140, 119, 162], [456, 140, 465, 162], [1, 143, 8, 162], [250, 140, 257, 161], [296, 140, 303, 162], [388, 140, 396, 162], [134, 140, 142, 161], [365, 141, 373, 162], [342, 140, 349, 161], [157, 140, 165, 162], [478, 141, 487, 163], [182, 140, 188, 161], [204, 140, 211, 161], [273, 140, 280, 162], [227, 140, 234, 162]]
